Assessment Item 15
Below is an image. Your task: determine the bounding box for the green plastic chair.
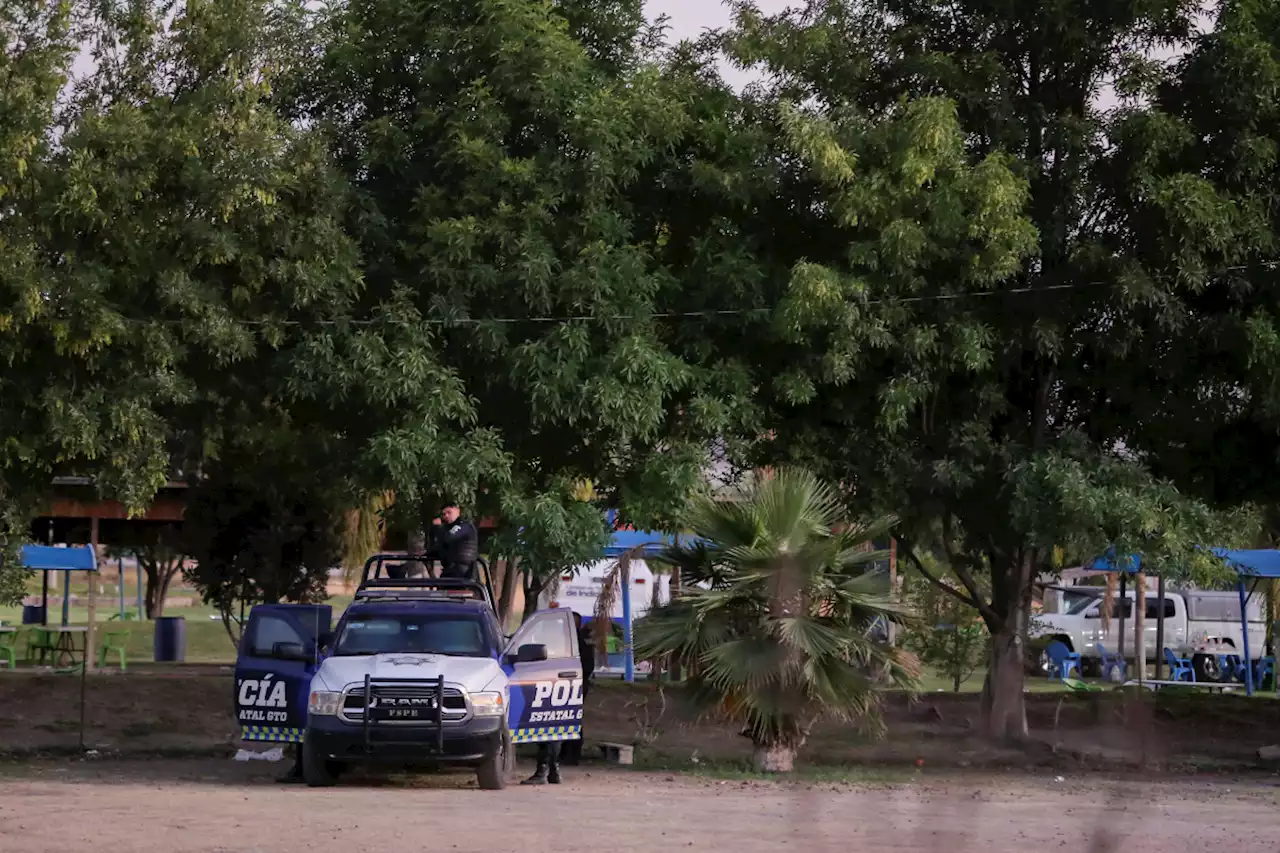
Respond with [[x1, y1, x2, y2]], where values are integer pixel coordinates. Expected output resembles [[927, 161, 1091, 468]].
[[98, 628, 130, 670], [25, 627, 56, 665], [1063, 677, 1104, 693], [0, 629, 18, 669]]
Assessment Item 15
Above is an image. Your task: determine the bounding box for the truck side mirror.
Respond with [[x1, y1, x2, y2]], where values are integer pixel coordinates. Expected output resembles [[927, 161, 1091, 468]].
[[509, 643, 548, 665], [272, 641, 309, 661]]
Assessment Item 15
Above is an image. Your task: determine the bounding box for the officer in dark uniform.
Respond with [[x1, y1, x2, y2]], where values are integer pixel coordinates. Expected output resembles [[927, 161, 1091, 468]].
[[524, 612, 595, 782], [429, 502, 478, 579], [561, 612, 594, 765]]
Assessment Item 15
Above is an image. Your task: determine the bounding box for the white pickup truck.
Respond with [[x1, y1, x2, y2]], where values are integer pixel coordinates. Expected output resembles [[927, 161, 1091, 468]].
[[1035, 588, 1266, 673]]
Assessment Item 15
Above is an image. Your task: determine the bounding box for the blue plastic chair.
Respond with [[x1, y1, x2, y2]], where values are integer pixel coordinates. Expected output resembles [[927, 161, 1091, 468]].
[[1257, 657, 1276, 691], [1163, 647, 1195, 682], [1229, 655, 1274, 689], [1096, 643, 1128, 682], [1045, 640, 1081, 680]]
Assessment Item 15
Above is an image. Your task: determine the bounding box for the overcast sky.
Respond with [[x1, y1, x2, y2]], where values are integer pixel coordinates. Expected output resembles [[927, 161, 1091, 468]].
[[646, 0, 795, 87]]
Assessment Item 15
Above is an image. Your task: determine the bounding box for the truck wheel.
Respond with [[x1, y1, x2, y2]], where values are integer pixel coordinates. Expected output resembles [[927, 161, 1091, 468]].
[[477, 731, 509, 791], [302, 734, 339, 788]]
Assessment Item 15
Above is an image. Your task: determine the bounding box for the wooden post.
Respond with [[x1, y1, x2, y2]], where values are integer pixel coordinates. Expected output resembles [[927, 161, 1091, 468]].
[[1135, 572, 1146, 684], [1118, 572, 1127, 660]]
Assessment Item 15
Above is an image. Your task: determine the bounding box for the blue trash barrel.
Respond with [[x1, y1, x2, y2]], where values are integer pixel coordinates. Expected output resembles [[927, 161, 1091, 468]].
[[154, 616, 187, 662], [21, 605, 45, 625]]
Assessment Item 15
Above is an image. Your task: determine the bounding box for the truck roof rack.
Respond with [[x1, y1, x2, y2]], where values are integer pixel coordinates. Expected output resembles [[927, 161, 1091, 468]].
[[356, 554, 496, 612], [353, 577, 491, 607]]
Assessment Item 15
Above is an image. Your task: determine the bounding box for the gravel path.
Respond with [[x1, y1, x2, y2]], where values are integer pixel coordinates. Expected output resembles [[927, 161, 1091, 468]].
[[0, 761, 1276, 852]]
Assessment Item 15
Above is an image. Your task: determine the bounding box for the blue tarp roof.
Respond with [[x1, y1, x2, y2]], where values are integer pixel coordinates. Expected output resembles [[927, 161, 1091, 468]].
[[1086, 547, 1280, 579], [604, 529, 676, 557], [20, 544, 98, 572], [1213, 548, 1280, 579]]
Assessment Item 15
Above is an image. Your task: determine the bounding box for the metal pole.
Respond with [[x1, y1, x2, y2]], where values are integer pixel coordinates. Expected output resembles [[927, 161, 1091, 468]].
[[118, 556, 125, 620], [61, 571, 70, 626], [1118, 572, 1127, 660], [1239, 580, 1255, 697], [86, 520, 98, 670], [136, 556, 144, 619], [622, 568, 634, 683], [1155, 576, 1166, 680]]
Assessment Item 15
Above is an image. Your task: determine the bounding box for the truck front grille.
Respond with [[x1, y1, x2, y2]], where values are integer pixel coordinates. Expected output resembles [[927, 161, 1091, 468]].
[[339, 684, 468, 723]]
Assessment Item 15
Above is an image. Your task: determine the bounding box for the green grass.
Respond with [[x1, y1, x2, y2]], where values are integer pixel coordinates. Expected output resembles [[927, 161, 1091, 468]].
[[912, 668, 1075, 694], [1, 575, 356, 665]]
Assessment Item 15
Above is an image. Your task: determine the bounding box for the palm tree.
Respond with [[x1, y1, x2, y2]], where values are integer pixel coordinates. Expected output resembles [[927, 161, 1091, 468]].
[[635, 468, 919, 772]]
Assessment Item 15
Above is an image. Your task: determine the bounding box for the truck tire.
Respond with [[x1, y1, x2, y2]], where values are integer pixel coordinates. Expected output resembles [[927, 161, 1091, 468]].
[[302, 733, 340, 788], [477, 731, 509, 791]]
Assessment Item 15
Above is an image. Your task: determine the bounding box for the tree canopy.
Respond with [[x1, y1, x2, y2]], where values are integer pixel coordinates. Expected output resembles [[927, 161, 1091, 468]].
[[2, 0, 1277, 744]]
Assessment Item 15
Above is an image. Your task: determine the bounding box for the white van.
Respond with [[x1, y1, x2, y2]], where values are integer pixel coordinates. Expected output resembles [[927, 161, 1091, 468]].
[[538, 559, 672, 675]]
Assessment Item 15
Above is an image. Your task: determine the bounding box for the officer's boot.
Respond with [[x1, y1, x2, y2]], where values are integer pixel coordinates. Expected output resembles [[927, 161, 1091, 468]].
[[547, 746, 562, 785], [521, 760, 548, 785]]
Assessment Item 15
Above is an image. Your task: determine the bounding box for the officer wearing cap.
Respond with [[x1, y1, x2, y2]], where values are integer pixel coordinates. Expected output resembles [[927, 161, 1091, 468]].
[[429, 501, 478, 579]]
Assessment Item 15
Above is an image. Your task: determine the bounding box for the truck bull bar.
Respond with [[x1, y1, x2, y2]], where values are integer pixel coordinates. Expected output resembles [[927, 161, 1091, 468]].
[[361, 674, 446, 754]]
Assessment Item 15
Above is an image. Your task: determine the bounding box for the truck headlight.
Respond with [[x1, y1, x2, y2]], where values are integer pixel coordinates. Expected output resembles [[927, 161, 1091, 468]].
[[309, 690, 343, 716], [471, 691, 505, 717]]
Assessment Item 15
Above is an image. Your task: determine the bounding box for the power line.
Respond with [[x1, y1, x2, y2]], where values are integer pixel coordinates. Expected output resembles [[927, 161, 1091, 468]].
[[39, 258, 1280, 328]]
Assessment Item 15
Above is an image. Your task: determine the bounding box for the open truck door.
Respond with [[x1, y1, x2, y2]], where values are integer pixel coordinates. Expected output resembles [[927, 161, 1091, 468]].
[[502, 608, 583, 745], [234, 604, 332, 743]]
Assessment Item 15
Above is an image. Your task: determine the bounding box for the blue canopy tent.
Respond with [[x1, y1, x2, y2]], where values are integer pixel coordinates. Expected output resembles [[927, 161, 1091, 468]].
[[1086, 547, 1280, 695], [20, 544, 99, 626]]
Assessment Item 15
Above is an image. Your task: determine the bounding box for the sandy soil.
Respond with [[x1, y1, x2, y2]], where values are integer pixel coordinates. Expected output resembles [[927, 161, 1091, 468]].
[[0, 760, 1276, 853]]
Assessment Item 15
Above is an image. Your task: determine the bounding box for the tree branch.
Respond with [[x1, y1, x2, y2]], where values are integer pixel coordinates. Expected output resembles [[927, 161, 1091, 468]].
[[903, 542, 1001, 628], [940, 511, 998, 622], [901, 541, 978, 609]]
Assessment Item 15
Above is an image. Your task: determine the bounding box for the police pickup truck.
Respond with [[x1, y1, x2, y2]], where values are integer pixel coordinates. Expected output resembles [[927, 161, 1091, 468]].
[[234, 554, 585, 789]]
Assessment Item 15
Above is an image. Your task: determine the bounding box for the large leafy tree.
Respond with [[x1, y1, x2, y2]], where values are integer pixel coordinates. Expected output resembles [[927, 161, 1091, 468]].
[[636, 469, 917, 773], [0, 0, 360, 601], [1103, 0, 1280, 523], [284, 0, 748, 583], [717, 0, 1246, 740], [0, 1, 78, 602], [183, 431, 349, 642]]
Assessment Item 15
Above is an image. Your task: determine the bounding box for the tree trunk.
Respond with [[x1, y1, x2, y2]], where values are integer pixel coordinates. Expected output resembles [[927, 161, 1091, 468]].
[[523, 570, 553, 623], [142, 553, 182, 619], [752, 743, 796, 773], [407, 528, 428, 577], [496, 556, 520, 629], [980, 609, 1030, 741]]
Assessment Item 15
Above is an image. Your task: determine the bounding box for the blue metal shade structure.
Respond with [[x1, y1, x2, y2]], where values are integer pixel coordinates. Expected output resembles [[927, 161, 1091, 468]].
[[1086, 547, 1279, 695], [597, 514, 708, 682], [20, 544, 98, 626], [21, 545, 98, 572]]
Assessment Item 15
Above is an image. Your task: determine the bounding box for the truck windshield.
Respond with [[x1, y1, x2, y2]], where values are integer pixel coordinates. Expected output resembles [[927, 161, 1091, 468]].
[[1066, 595, 1102, 615], [334, 615, 492, 657]]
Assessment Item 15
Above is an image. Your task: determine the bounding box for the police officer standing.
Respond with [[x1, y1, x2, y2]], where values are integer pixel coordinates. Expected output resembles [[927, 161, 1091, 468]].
[[524, 612, 594, 782], [561, 612, 594, 765], [429, 501, 478, 579]]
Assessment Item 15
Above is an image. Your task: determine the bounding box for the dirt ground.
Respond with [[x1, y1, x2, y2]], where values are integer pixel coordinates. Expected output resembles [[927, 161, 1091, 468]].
[[0, 759, 1277, 853], [3, 673, 1280, 851], [3, 670, 1280, 770]]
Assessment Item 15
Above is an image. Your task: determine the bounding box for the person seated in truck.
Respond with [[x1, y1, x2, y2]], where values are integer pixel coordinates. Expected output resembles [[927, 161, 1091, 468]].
[[428, 501, 478, 579]]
